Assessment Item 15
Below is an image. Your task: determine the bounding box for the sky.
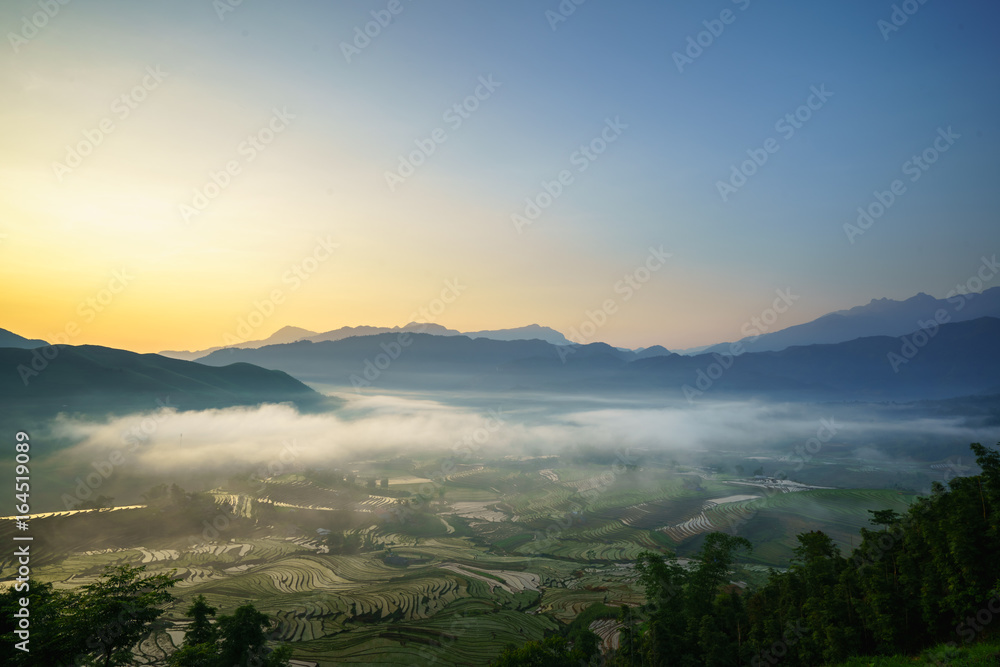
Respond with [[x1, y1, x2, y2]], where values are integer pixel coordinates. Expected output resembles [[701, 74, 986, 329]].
[[1, 0, 998, 353]]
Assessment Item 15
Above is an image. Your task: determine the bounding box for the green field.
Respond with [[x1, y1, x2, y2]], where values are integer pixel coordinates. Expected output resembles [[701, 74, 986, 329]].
[[0, 456, 933, 665]]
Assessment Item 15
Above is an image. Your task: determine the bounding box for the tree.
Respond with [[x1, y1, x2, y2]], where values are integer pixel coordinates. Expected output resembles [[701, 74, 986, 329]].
[[71, 564, 177, 667], [614, 605, 640, 667], [490, 635, 586, 666], [168, 642, 221, 667], [690, 533, 752, 598], [0, 579, 79, 665], [635, 549, 691, 664], [216, 603, 292, 667], [867, 508, 901, 530], [611, 442, 1000, 666], [186, 595, 217, 645], [169, 598, 290, 667], [325, 530, 362, 554]]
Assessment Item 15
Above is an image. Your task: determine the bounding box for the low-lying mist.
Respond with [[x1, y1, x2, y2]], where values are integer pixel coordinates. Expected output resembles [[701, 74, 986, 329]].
[[24, 391, 998, 511], [49, 394, 999, 465]]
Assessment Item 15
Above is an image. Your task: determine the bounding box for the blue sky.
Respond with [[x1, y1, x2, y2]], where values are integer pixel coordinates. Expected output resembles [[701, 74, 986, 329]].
[[2, 0, 998, 351]]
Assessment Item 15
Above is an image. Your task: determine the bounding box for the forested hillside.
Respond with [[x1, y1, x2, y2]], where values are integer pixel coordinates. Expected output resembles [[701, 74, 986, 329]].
[[494, 442, 1000, 666]]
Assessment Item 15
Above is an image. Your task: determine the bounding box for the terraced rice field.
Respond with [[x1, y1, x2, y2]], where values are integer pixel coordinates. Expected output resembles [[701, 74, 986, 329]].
[[4, 457, 936, 665], [590, 618, 623, 652], [437, 562, 540, 593], [737, 489, 919, 565], [441, 500, 508, 522], [290, 609, 559, 665], [660, 495, 762, 542]]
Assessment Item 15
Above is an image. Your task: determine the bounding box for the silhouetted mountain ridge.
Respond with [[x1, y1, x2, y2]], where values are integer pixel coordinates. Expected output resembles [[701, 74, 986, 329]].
[[700, 286, 1000, 355], [0, 327, 48, 349], [0, 344, 334, 422], [196, 317, 1000, 402], [160, 323, 574, 360]]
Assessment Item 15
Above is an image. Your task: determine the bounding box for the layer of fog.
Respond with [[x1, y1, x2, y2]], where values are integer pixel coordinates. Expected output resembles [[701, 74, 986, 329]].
[[48, 393, 1000, 480]]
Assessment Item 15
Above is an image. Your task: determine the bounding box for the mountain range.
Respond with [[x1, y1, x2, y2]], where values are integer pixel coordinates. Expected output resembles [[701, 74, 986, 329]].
[[698, 287, 1000, 356], [5, 288, 1000, 406], [0, 327, 48, 349], [195, 317, 1000, 403], [0, 345, 332, 425], [153, 287, 1000, 362], [158, 323, 574, 360]]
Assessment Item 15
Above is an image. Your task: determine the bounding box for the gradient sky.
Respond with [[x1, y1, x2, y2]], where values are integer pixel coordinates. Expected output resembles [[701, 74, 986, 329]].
[[2, 0, 998, 353]]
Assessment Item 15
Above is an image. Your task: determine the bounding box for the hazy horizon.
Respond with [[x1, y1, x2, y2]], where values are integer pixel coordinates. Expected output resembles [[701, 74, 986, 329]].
[[3, 1, 998, 354]]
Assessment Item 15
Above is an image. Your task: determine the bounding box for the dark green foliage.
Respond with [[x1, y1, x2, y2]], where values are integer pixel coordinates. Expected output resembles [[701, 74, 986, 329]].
[[170, 600, 291, 667], [631, 533, 751, 666], [73, 564, 177, 667], [0, 579, 78, 666], [325, 530, 364, 554], [168, 642, 223, 667], [489, 602, 606, 666], [184, 595, 217, 646], [1, 565, 176, 667], [217, 603, 292, 667], [491, 635, 595, 666], [2, 565, 291, 667], [599, 442, 1000, 666]]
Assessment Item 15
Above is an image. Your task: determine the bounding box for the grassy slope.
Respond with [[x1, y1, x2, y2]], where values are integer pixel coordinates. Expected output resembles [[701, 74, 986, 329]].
[[830, 639, 1000, 666]]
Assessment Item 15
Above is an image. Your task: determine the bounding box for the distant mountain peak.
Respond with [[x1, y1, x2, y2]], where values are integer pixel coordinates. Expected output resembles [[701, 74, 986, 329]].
[[271, 325, 316, 336], [0, 327, 48, 349], [160, 322, 582, 360], [700, 287, 1000, 356]]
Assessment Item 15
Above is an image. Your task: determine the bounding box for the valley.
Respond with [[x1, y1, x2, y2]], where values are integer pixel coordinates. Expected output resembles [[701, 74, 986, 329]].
[[0, 442, 945, 664]]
